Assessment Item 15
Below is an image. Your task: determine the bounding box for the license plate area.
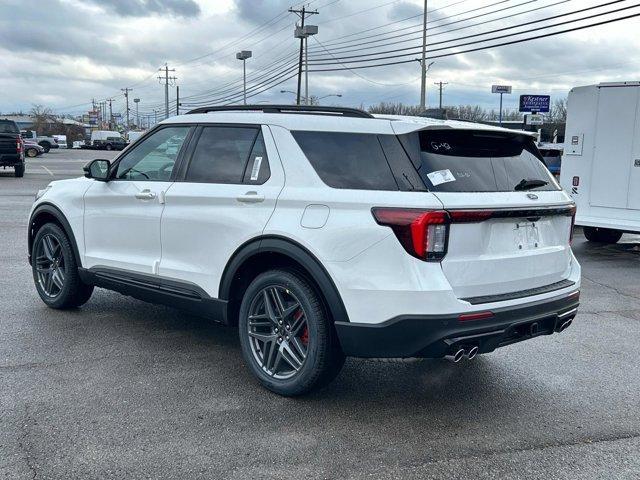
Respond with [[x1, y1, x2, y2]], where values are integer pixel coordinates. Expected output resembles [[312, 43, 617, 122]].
[[513, 221, 540, 250]]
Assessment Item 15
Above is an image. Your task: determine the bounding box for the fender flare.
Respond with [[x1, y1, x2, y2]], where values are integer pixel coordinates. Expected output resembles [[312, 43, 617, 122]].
[[219, 236, 350, 323], [28, 203, 82, 267]]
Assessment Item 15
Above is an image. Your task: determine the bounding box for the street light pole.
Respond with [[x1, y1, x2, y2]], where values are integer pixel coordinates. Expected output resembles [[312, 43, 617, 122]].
[[236, 51, 252, 105]]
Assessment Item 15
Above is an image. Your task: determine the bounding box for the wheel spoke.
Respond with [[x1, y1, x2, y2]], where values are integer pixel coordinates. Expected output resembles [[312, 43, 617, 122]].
[[42, 236, 55, 261], [51, 269, 64, 290], [35, 254, 49, 266], [281, 341, 304, 371], [270, 287, 286, 316], [290, 336, 307, 360], [44, 270, 54, 293], [290, 313, 306, 336], [263, 340, 280, 373], [282, 301, 301, 320], [248, 331, 276, 343], [248, 313, 271, 327], [262, 290, 279, 325]]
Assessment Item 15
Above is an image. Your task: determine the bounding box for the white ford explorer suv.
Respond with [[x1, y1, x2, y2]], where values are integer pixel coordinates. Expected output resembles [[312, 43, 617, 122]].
[[29, 105, 580, 396]]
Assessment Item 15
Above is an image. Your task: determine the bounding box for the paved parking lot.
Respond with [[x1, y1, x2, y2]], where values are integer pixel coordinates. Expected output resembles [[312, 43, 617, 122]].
[[1, 150, 639, 479]]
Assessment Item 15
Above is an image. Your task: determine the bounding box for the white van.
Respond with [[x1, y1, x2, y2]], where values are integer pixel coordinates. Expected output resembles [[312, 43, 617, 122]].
[[560, 82, 640, 243], [127, 130, 145, 144], [53, 135, 68, 148], [90, 130, 121, 143]]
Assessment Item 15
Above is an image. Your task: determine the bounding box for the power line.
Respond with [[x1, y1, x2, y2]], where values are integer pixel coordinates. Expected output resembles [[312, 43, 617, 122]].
[[307, 3, 640, 65], [310, 0, 507, 50], [310, 36, 422, 86], [307, 0, 573, 57], [307, 9, 640, 72]]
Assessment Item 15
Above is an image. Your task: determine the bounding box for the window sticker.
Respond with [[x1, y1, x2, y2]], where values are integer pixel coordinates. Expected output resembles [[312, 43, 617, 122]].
[[426, 169, 456, 186], [250, 156, 263, 181]]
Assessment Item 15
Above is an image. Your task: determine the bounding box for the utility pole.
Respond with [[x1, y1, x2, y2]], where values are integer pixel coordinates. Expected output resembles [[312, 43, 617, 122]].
[[158, 64, 176, 119], [99, 101, 106, 128], [289, 6, 318, 105], [133, 98, 140, 128], [176, 86, 180, 115], [420, 0, 428, 110], [121, 87, 132, 128], [107, 98, 113, 128], [434, 81, 448, 109]]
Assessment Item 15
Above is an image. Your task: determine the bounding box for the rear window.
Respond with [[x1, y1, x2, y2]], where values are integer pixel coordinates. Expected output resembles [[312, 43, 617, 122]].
[[0, 120, 19, 134], [292, 131, 398, 190], [398, 129, 559, 192]]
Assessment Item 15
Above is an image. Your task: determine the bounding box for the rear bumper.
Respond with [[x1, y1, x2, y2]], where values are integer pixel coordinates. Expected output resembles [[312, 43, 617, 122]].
[[334, 290, 580, 358], [0, 154, 23, 166]]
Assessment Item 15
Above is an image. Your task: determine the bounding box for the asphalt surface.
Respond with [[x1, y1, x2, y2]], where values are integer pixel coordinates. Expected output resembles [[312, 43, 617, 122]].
[[1, 150, 639, 479]]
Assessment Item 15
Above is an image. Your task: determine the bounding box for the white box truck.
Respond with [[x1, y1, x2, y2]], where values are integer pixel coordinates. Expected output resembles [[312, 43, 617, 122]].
[[560, 81, 640, 243]]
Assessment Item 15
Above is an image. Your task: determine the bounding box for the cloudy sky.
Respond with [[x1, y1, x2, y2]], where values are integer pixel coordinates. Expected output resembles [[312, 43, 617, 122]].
[[1, 0, 640, 119]]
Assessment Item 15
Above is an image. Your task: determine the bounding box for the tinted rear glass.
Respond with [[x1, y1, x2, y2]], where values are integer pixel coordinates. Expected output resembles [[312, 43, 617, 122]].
[[292, 131, 398, 190], [0, 121, 19, 134], [186, 126, 259, 184], [399, 129, 559, 192]]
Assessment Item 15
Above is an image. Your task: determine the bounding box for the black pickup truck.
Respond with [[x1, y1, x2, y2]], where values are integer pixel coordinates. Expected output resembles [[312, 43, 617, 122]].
[[0, 119, 25, 177]]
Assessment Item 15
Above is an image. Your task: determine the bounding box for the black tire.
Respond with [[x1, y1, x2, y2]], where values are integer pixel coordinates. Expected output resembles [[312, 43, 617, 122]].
[[39, 142, 51, 153], [14, 164, 24, 177], [26, 148, 38, 158], [32, 223, 94, 309], [583, 226, 623, 244], [238, 269, 345, 396], [105, 144, 113, 151]]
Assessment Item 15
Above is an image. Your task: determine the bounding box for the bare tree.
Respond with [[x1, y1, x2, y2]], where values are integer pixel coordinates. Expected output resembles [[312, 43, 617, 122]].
[[30, 104, 57, 134], [368, 102, 424, 116], [548, 98, 567, 123]]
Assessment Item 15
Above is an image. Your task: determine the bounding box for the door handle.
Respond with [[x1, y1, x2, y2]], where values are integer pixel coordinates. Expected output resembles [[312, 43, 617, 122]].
[[237, 191, 265, 203], [135, 189, 157, 200]]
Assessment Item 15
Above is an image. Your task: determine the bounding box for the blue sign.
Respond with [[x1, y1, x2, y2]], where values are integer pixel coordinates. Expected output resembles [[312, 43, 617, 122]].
[[519, 95, 550, 113]]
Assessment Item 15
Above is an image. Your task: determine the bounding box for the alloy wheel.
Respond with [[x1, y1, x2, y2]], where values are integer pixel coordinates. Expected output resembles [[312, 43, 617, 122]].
[[247, 285, 309, 380], [35, 234, 66, 298]]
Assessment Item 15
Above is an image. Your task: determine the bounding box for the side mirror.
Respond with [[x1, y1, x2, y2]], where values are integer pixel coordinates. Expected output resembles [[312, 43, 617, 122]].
[[83, 159, 111, 181]]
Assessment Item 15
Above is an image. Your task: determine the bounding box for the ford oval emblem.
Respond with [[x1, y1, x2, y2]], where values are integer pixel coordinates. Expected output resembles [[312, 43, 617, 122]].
[[527, 193, 539, 200]]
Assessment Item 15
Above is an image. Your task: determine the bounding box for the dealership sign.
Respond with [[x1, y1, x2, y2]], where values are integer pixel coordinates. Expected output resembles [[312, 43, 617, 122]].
[[525, 114, 544, 126], [519, 95, 550, 113], [492, 85, 512, 94]]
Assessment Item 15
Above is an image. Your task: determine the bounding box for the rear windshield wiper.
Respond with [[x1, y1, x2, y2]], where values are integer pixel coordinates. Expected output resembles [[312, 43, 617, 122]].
[[514, 178, 548, 191]]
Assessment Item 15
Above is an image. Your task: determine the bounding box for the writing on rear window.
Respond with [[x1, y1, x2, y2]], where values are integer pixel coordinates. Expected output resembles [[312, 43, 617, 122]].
[[398, 129, 559, 193]]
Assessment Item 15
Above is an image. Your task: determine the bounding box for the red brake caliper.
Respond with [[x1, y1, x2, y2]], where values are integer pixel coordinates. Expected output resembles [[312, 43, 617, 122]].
[[295, 309, 309, 346]]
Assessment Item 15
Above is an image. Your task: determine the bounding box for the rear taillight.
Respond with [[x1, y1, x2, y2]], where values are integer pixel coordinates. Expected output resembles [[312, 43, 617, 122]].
[[16, 138, 23, 153], [568, 204, 577, 244], [371, 208, 449, 261]]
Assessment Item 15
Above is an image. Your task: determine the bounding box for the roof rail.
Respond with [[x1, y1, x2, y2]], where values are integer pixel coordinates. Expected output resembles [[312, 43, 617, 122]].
[[185, 104, 374, 119]]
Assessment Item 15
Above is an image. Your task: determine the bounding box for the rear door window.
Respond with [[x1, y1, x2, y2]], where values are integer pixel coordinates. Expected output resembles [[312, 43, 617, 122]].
[[292, 131, 398, 190], [185, 126, 267, 184], [399, 129, 559, 192]]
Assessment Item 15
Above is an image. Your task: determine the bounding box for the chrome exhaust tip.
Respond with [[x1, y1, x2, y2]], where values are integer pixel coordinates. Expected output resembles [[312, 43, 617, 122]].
[[558, 319, 573, 332], [464, 345, 479, 360], [445, 348, 465, 363]]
